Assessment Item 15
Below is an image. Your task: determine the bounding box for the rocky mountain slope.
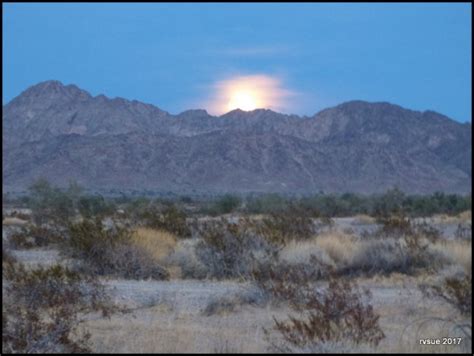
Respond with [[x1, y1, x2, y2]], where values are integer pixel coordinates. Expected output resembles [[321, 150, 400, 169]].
[[3, 80, 471, 194]]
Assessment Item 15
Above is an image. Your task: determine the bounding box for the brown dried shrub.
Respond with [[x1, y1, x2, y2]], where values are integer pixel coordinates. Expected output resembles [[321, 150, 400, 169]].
[[2, 261, 113, 353], [144, 204, 191, 238], [376, 214, 413, 238], [8, 225, 64, 249], [421, 274, 472, 316], [257, 261, 384, 351], [257, 208, 315, 245]]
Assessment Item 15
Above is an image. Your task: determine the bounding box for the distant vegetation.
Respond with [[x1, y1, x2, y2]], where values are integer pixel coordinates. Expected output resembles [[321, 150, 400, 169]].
[[4, 180, 471, 220]]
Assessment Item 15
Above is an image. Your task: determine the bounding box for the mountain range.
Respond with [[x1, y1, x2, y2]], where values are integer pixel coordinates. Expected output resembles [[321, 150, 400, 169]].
[[3, 80, 472, 195]]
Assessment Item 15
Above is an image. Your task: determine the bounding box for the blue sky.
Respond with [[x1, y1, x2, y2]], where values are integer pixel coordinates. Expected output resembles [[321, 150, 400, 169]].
[[3, 3, 471, 121]]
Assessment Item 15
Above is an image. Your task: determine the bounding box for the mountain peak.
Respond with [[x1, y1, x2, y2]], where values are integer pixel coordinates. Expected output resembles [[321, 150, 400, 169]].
[[16, 79, 92, 103]]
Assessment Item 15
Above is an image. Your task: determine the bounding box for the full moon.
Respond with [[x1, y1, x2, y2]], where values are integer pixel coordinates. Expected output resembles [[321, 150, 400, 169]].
[[206, 74, 294, 115], [227, 90, 260, 111]]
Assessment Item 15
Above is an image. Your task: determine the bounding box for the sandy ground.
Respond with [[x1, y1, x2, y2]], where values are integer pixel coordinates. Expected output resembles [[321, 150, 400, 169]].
[[5, 214, 470, 353], [8, 247, 470, 353], [79, 277, 468, 353]]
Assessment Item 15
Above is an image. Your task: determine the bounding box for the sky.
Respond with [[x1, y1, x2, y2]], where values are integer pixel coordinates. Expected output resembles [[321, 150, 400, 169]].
[[2, 3, 472, 121]]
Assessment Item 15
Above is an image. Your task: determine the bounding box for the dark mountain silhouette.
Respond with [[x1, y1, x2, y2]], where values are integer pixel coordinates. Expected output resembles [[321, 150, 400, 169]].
[[3, 80, 471, 194]]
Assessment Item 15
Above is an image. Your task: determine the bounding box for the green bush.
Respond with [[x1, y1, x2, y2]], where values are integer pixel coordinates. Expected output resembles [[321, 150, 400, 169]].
[[208, 194, 241, 216], [78, 195, 115, 219], [256, 206, 316, 245], [27, 179, 82, 226], [245, 193, 289, 214]]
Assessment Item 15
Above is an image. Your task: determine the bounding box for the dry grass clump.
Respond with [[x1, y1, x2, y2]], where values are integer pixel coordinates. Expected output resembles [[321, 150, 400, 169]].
[[313, 231, 361, 264], [312, 230, 446, 277], [62, 219, 169, 280], [458, 210, 472, 223], [143, 204, 191, 238], [352, 214, 376, 225], [274, 227, 450, 279], [164, 238, 208, 279], [2, 217, 29, 226], [432, 214, 460, 225], [433, 211, 471, 226], [279, 238, 334, 267], [131, 227, 177, 262], [430, 240, 472, 274]]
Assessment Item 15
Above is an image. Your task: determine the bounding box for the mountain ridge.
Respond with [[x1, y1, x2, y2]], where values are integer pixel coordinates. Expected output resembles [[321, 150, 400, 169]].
[[3, 80, 471, 194]]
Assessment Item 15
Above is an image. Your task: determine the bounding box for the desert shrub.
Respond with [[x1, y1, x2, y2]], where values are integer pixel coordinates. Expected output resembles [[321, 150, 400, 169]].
[[455, 223, 472, 240], [28, 179, 82, 226], [65, 219, 128, 259], [256, 207, 316, 245], [207, 194, 241, 216], [245, 193, 290, 214], [123, 197, 152, 221], [78, 195, 115, 219], [430, 240, 472, 273], [340, 239, 430, 277], [352, 214, 376, 225], [418, 274, 472, 349], [412, 220, 442, 242], [253, 255, 332, 304], [2, 247, 17, 267], [261, 266, 384, 352], [144, 204, 191, 238], [98, 242, 170, 280], [313, 229, 442, 277], [8, 225, 64, 249], [195, 218, 280, 279], [2, 262, 113, 353], [300, 194, 350, 217], [131, 227, 176, 262], [373, 187, 405, 217], [374, 215, 441, 243], [375, 214, 412, 237], [9, 211, 31, 221], [63, 219, 169, 280], [279, 239, 335, 267], [421, 274, 472, 316], [165, 239, 208, 279]]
